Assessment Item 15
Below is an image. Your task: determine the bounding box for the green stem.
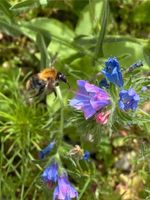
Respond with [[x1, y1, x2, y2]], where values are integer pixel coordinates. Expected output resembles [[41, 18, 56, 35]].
[[108, 97, 116, 137], [94, 0, 109, 62], [20, 129, 30, 200], [89, 0, 95, 34], [20, 147, 26, 200], [55, 87, 64, 145], [0, 137, 4, 200], [20, 183, 25, 200], [78, 177, 91, 200]]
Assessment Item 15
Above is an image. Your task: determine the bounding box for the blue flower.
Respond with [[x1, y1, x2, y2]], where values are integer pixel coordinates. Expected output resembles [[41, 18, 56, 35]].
[[70, 80, 110, 119], [53, 173, 78, 200], [39, 140, 56, 159], [41, 163, 58, 186], [141, 86, 147, 92], [101, 57, 124, 87], [99, 78, 109, 88], [119, 88, 140, 111], [82, 151, 90, 160], [141, 86, 150, 92]]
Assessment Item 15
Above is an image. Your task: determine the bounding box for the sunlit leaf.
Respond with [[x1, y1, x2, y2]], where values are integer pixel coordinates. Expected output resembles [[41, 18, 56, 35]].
[[10, 0, 38, 11], [0, 19, 22, 36], [75, 0, 103, 35]]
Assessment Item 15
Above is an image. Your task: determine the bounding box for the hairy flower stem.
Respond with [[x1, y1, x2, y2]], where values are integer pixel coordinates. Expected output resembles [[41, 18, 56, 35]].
[[108, 84, 117, 136], [108, 98, 116, 137], [56, 87, 64, 148]]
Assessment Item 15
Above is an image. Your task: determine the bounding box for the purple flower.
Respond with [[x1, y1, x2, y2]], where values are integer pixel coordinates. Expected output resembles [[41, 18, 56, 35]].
[[39, 140, 56, 159], [41, 163, 58, 187], [53, 173, 78, 200], [70, 80, 110, 119], [82, 151, 90, 160], [101, 57, 124, 87], [119, 88, 140, 111]]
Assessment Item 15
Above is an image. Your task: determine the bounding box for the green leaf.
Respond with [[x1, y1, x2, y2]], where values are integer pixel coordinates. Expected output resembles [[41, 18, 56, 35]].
[[75, 0, 103, 35], [21, 24, 51, 46], [20, 18, 76, 59], [0, 0, 14, 22], [131, 1, 150, 24], [103, 38, 149, 69], [116, 107, 132, 122], [29, 18, 74, 41], [72, 0, 89, 15], [10, 0, 49, 11], [10, 0, 39, 11], [36, 32, 50, 68], [0, 19, 22, 36], [73, 35, 96, 48], [94, 0, 109, 59], [143, 45, 150, 68], [39, 0, 48, 5]]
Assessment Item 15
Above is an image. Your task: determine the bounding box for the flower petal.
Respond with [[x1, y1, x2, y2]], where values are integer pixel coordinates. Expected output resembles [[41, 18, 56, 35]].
[[82, 105, 96, 119]]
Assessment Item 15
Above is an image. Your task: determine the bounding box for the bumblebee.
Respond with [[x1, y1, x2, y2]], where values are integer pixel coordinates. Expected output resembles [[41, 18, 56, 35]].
[[26, 67, 69, 103]]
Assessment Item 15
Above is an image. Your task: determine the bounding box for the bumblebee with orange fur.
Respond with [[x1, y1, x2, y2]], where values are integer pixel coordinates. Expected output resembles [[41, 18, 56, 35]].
[[26, 67, 68, 103]]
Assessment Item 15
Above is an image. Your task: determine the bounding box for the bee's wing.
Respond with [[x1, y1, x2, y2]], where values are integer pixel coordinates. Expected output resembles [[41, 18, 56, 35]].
[[26, 76, 47, 102]]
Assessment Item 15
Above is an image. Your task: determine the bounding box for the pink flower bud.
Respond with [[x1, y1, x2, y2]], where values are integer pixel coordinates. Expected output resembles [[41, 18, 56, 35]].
[[95, 111, 111, 125]]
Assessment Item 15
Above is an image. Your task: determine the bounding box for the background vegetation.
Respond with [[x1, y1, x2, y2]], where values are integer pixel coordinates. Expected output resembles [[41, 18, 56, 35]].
[[0, 0, 150, 199]]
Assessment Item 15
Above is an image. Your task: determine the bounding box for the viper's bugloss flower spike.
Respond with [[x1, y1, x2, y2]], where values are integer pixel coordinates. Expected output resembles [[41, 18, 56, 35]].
[[127, 60, 143, 72], [101, 57, 124, 87], [82, 151, 90, 160], [95, 110, 111, 125], [118, 88, 140, 111], [70, 80, 111, 119], [53, 173, 78, 200], [39, 140, 56, 159], [41, 163, 58, 188]]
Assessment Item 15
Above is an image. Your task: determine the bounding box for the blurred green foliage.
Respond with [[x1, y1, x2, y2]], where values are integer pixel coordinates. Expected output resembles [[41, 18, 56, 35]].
[[0, 0, 150, 199]]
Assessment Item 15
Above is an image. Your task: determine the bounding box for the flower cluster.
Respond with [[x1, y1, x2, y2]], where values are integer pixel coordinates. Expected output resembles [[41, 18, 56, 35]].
[[41, 162, 78, 200], [39, 57, 142, 200], [101, 57, 140, 111], [70, 57, 140, 124]]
